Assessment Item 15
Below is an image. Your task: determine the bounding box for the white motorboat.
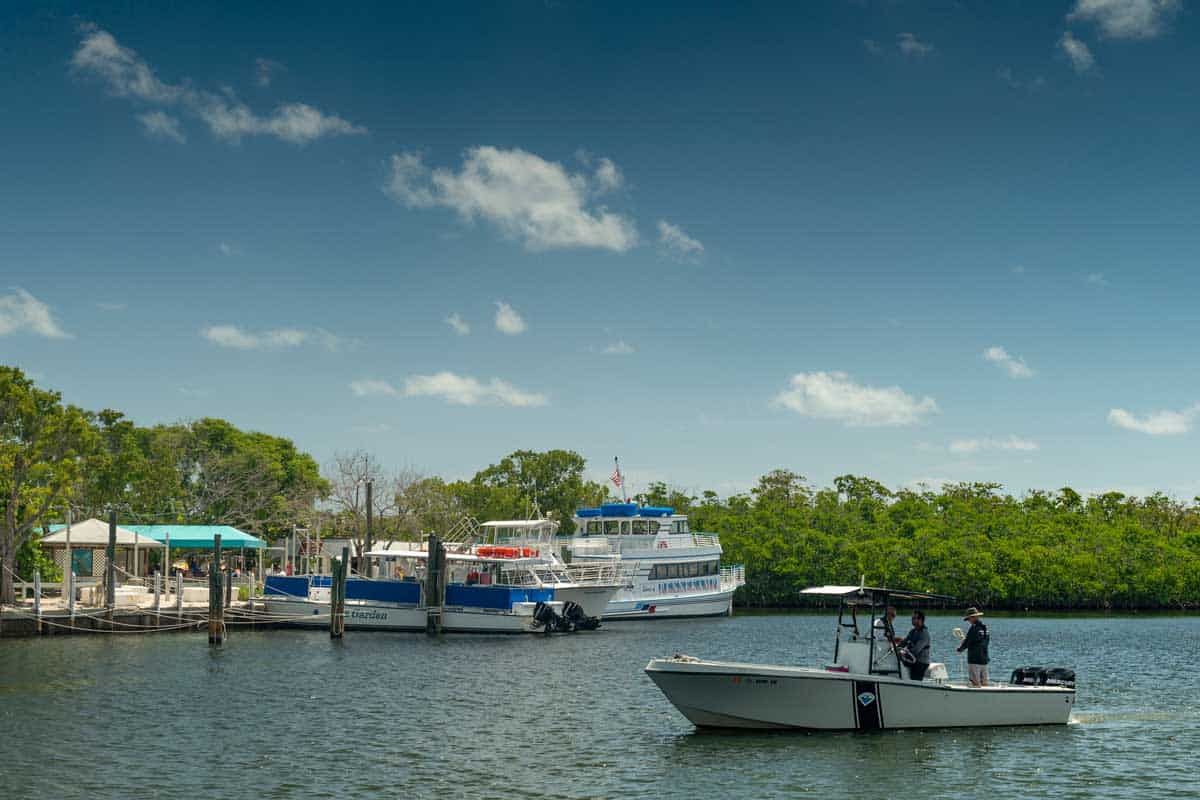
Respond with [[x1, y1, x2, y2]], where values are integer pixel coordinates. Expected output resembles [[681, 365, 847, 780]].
[[568, 503, 745, 619], [475, 519, 625, 619], [646, 584, 1076, 730]]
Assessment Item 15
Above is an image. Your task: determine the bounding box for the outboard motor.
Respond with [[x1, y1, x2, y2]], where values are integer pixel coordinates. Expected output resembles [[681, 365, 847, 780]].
[[561, 601, 601, 632], [1011, 666, 1075, 689], [532, 601, 562, 634]]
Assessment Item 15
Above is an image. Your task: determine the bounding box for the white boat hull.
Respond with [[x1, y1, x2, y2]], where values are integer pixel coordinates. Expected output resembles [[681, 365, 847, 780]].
[[261, 598, 563, 634], [645, 657, 1075, 730], [603, 587, 735, 619], [551, 584, 621, 619]]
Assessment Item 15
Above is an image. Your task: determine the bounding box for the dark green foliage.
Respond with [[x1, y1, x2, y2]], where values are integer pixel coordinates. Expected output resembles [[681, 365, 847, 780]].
[[698, 475, 1200, 610]]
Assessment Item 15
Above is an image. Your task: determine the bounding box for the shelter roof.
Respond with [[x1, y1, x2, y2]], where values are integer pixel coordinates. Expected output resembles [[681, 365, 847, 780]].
[[43, 518, 164, 548]]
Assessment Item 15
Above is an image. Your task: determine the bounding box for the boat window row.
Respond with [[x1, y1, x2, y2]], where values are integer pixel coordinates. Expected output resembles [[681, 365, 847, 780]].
[[583, 519, 690, 535], [649, 561, 718, 580]]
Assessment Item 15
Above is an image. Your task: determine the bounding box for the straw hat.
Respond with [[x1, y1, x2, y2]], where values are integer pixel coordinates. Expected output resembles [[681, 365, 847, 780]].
[[962, 607, 984, 620]]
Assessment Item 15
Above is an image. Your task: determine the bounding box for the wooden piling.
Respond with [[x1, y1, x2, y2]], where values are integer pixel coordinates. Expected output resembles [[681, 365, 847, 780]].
[[175, 572, 183, 622], [33, 571, 41, 634], [106, 511, 117, 624], [330, 545, 348, 639], [208, 534, 224, 645], [224, 566, 233, 608], [425, 534, 444, 636]]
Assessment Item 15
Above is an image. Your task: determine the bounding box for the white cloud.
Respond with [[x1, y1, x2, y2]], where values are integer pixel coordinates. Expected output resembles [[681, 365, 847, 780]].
[[593, 157, 624, 192], [200, 324, 353, 351], [217, 241, 237, 256], [1067, 0, 1181, 39], [897, 32, 934, 58], [771, 371, 938, 427], [137, 111, 185, 143], [1108, 405, 1199, 435], [657, 220, 704, 262], [255, 57, 284, 88], [494, 301, 527, 335], [949, 436, 1040, 454], [0, 288, 71, 339], [1059, 31, 1097, 73], [71, 27, 364, 145], [383, 147, 639, 252], [350, 379, 400, 397], [445, 312, 470, 336], [982, 345, 1034, 379], [603, 340, 635, 355], [1086, 272, 1109, 287], [200, 325, 308, 350], [997, 68, 1046, 92], [403, 372, 548, 407]]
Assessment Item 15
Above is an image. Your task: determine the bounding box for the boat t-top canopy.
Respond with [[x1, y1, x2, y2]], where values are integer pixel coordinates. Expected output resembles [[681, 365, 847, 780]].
[[801, 584, 955, 605]]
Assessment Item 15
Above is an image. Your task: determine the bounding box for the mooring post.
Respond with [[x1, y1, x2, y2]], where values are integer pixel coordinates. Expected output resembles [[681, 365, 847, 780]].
[[208, 534, 224, 645], [224, 566, 233, 608], [153, 572, 161, 613], [425, 534, 443, 636], [67, 570, 76, 623], [330, 546, 348, 639], [33, 570, 42, 634], [106, 511, 117, 623], [175, 572, 183, 621]]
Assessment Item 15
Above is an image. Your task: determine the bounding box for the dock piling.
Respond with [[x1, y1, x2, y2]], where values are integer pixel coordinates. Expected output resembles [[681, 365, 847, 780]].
[[175, 572, 183, 621], [33, 571, 41, 634], [208, 534, 224, 645], [105, 511, 117, 622], [425, 534, 444, 636], [330, 546, 348, 639], [153, 572, 161, 613], [67, 570, 75, 623]]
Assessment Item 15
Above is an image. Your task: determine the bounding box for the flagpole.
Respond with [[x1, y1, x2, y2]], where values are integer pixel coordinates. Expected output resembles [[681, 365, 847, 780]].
[[615, 456, 627, 502]]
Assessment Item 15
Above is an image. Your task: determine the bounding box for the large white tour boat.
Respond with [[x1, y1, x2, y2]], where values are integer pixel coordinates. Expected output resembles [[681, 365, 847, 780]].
[[567, 503, 745, 619], [646, 583, 1076, 730]]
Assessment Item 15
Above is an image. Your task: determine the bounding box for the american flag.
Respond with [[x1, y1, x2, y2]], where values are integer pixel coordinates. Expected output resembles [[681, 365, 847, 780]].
[[610, 465, 623, 488]]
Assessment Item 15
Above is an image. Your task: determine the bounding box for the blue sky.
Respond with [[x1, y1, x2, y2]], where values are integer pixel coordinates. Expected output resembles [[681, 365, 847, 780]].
[[4, 1, 1200, 499]]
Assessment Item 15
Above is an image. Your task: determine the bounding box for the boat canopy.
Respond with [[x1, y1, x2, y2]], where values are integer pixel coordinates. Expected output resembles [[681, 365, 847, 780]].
[[575, 504, 676, 518], [801, 585, 955, 605]]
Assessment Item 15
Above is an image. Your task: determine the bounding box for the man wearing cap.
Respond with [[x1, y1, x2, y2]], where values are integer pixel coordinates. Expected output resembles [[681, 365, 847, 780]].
[[957, 607, 989, 687]]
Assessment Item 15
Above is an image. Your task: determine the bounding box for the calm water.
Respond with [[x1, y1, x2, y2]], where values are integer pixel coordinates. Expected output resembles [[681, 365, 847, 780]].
[[2, 614, 1198, 799]]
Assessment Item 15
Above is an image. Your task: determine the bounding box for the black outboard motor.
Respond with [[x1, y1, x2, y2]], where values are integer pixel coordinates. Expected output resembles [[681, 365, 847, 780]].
[[561, 600, 601, 632], [1011, 666, 1075, 689], [532, 601, 562, 634]]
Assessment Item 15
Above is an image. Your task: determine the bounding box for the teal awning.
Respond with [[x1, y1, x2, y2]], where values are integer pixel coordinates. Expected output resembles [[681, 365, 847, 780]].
[[123, 525, 266, 550]]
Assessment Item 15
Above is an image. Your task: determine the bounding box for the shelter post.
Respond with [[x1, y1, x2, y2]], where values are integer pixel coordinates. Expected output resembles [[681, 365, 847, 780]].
[[64, 508, 71, 596], [164, 532, 170, 587]]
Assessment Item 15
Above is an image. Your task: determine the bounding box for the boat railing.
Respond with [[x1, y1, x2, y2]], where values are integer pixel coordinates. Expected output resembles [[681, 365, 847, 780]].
[[441, 515, 482, 544], [565, 562, 630, 587], [719, 564, 746, 589], [691, 533, 721, 547]]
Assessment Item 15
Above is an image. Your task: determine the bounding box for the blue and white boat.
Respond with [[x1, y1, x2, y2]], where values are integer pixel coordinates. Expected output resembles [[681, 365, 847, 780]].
[[568, 503, 745, 619], [261, 536, 614, 633]]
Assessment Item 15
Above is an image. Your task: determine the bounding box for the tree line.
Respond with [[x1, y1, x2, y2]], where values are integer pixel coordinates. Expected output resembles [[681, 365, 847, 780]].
[[4, 364, 1199, 609]]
